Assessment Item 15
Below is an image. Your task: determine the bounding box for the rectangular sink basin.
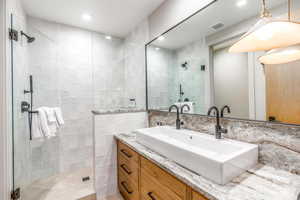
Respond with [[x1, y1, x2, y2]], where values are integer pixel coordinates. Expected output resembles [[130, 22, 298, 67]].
[[135, 126, 258, 185]]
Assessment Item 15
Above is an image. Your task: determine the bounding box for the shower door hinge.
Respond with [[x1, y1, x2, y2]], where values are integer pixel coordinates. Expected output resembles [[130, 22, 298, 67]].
[[9, 28, 18, 41], [11, 188, 20, 200]]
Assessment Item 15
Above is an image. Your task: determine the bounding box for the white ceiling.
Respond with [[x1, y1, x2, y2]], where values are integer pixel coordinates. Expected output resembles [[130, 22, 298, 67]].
[[21, 0, 166, 38], [152, 0, 287, 50]]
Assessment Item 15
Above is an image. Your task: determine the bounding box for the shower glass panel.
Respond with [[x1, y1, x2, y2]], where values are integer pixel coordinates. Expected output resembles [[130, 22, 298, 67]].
[[11, 14, 32, 196], [11, 15, 94, 200]]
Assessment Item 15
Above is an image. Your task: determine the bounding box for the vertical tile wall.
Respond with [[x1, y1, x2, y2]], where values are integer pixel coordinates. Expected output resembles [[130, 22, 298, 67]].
[[24, 16, 150, 185], [147, 38, 209, 113], [25, 16, 128, 182], [93, 112, 148, 199]]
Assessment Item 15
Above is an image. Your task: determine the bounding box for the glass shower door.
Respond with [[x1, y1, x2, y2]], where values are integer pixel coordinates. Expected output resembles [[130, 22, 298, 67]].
[[11, 14, 61, 200], [10, 13, 32, 199]]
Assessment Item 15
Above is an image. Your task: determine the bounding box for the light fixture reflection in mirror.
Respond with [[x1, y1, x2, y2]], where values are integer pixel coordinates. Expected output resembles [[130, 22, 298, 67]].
[[229, 0, 300, 53], [259, 44, 300, 64]]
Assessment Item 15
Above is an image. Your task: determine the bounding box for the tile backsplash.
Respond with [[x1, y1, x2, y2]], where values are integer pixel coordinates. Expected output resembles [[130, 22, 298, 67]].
[[148, 110, 300, 175]]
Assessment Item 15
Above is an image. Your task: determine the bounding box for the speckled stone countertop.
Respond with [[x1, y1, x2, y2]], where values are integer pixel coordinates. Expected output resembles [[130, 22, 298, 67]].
[[115, 133, 300, 200], [91, 109, 146, 115]]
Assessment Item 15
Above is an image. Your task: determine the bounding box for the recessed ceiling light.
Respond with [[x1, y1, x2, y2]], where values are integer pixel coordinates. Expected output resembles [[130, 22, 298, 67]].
[[236, 0, 247, 7], [82, 13, 92, 21], [157, 36, 165, 41], [105, 35, 112, 40], [155, 47, 160, 51]]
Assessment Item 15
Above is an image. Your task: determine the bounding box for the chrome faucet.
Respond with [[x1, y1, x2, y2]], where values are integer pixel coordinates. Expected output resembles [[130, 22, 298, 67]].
[[169, 104, 190, 129], [207, 106, 227, 139]]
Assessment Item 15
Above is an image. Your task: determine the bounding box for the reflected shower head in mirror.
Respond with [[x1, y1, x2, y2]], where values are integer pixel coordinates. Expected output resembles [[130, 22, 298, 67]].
[[21, 31, 35, 43], [181, 61, 188, 70]]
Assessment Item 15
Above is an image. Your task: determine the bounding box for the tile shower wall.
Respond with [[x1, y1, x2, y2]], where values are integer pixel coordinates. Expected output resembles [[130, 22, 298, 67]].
[[122, 19, 149, 110], [94, 112, 148, 199], [173, 38, 210, 113], [26, 16, 125, 182], [147, 38, 209, 113], [149, 110, 300, 175], [147, 46, 175, 110]]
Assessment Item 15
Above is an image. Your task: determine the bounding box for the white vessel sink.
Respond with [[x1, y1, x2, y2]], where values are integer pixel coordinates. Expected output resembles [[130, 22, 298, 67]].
[[135, 126, 258, 185]]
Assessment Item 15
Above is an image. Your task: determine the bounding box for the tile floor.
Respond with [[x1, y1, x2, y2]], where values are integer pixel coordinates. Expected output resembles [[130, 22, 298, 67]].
[[21, 167, 95, 200], [100, 193, 124, 200]]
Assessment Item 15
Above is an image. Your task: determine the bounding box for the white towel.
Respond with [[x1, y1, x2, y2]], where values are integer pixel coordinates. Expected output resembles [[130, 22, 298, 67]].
[[54, 107, 64, 126], [43, 107, 57, 123], [38, 107, 57, 138], [37, 107, 51, 137], [31, 112, 44, 140]]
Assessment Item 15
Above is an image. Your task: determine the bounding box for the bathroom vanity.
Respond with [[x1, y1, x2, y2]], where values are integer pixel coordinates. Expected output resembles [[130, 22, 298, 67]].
[[115, 129, 300, 200], [117, 140, 209, 200]]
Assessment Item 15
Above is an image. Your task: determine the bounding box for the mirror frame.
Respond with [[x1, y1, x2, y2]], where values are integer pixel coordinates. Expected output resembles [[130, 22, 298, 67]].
[[145, 0, 300, 127]]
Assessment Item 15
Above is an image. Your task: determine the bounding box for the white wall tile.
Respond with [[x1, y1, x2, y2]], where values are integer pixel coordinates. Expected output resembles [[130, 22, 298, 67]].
[[94, 112, 148, 199]]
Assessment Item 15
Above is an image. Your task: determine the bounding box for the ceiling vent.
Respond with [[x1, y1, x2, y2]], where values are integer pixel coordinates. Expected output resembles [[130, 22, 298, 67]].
[[211, 23, 224, 30]]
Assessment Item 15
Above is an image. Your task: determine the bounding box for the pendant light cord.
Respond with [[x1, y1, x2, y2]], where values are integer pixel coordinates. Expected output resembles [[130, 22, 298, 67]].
[[288, 0, 291, 21], [261, 0, 272, 18]]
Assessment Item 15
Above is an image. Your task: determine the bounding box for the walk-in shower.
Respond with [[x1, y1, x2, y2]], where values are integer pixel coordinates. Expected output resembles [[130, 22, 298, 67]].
[[10, 14, 95, 200]]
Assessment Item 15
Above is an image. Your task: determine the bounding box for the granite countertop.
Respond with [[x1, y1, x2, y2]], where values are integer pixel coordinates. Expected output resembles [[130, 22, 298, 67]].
[[91, 109, 146, 115], [115, 133, 300, 200]]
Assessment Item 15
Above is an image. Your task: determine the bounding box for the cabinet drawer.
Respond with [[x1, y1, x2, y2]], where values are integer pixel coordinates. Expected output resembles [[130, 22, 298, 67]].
[[118, 170, 139, 200], [141, 157, 187, 200], [118, 153, 139, 183], [192, 190, 209, 200], [141, 170, 183, 200], [118, 141, 139, 164]]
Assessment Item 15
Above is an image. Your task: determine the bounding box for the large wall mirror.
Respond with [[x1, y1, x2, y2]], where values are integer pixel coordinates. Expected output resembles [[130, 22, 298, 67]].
[[146, 0, 300, 125]]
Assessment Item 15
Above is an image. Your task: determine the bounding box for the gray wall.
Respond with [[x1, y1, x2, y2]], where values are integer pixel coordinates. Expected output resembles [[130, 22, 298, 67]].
[[213, 47, 249, 118]]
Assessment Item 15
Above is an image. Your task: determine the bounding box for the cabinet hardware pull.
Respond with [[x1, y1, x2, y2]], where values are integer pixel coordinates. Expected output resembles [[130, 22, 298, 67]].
[[147, 192, 157, 200], [121, 164, 132, 175], [120, 149, 132, 158], [121, 181, 133, 194]]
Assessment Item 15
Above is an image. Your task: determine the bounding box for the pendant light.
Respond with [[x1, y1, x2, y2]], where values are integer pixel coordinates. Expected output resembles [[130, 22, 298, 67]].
[[259, 44, 300, 64], [229, 0, 300, 53], [259, 0, 300, 65]]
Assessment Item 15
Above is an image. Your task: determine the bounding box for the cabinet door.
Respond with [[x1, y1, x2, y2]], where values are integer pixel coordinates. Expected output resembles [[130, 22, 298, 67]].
[[118, 152, 139, 183], [141, 170, 183, 200], [192, 190, 209, 200], [141, 157, 187, 200], [118, 142, 139, 164], [119, 170, 139, 200]]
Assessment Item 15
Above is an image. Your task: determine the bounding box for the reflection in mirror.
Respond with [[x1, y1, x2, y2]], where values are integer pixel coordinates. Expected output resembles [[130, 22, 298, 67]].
[[146, 0, 300, 125]]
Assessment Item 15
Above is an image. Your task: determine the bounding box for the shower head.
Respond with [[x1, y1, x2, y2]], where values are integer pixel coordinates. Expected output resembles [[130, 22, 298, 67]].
[[21, 31, 35, 43], [181, 61, 188, 70]]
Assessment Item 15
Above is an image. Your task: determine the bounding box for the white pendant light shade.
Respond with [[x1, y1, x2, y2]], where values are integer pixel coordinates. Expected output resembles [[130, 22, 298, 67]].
[[259, 44, 300, 64], [229, 19, 300, 53]]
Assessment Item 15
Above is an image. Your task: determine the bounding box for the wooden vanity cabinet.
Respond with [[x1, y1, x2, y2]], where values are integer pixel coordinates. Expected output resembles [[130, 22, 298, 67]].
[[117, 141, 140, 200], [191, 190, 210, 200], [117, 141, 209, 200]]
